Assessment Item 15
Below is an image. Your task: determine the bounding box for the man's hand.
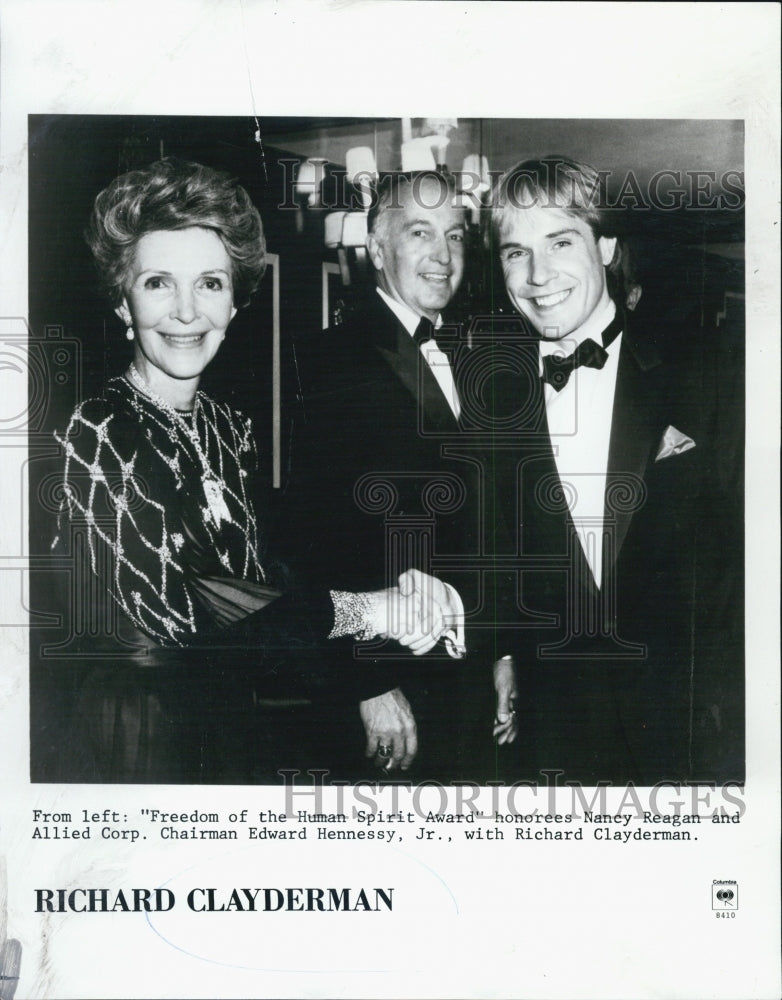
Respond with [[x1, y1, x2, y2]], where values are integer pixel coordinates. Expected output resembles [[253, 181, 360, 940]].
[[359, 687, 418, 771], [398, 568, 465, 657], [370, 569, 464, 657], [493, 656, 519, 745]]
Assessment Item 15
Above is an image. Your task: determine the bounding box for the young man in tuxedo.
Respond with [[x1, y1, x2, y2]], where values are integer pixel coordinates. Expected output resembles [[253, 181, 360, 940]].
[[287, 171, 499, 780], [489, 156, 743, 785]]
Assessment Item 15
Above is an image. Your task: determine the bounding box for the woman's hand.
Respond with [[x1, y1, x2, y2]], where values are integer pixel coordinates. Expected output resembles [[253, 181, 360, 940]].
[[369, 570, 464, 656]]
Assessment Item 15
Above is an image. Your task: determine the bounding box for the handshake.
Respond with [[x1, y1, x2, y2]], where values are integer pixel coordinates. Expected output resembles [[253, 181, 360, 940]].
[[369, 569, 465, 658]]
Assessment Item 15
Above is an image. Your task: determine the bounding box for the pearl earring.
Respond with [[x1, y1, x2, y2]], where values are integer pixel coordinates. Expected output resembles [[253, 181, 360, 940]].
[[126, 327, 135, 341]]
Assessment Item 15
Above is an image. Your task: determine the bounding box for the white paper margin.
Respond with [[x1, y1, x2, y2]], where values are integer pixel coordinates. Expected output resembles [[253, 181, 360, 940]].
[[1, 2, 779, 998]]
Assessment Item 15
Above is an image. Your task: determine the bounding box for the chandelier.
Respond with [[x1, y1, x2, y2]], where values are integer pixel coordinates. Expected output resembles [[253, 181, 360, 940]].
[[294, 118, 491, 263]]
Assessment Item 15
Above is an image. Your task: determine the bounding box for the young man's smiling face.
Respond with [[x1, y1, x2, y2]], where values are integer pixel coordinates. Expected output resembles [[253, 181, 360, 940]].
[[498, 204, 616, 340], [367, 176, 466, 322]]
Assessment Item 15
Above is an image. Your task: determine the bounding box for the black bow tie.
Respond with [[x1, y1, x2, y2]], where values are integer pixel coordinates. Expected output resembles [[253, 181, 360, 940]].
[[540, 312, 623, 392], [413, 316, 437, 346]]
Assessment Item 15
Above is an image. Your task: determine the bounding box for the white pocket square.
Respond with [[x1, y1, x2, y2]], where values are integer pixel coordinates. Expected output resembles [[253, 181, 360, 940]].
[[655, 425, 696, 461]]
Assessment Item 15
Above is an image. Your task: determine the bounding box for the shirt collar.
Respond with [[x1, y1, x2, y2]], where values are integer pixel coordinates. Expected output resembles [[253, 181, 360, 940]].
[[376, 287, 442, 337], [539, 296, 618, 358]]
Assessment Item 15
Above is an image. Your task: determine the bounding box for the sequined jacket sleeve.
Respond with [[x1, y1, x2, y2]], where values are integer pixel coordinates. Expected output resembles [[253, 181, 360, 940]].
[[54, 382, 401, 700]]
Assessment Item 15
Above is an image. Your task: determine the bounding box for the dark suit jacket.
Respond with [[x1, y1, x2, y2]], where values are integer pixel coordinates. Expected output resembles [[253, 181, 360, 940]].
[[283, 293, 507, 779], [492, 306, 743, 785]]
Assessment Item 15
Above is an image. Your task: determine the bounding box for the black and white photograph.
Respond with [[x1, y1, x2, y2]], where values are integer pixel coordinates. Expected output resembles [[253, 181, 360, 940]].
[[27, 114, 746, 788], [1, 3, 779, 999]]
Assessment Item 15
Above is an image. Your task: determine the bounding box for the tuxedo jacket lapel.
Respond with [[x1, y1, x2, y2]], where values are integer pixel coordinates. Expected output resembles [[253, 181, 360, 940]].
[[372, 300, 459, 433], [603, 321, 663, 574], [516, 374, 599, 598], [547, 416, 599, 595], [523, 312, 662, 593]]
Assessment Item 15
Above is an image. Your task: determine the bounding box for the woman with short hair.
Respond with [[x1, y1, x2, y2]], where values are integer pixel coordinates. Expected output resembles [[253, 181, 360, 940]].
[[54, 158, 449, 781]]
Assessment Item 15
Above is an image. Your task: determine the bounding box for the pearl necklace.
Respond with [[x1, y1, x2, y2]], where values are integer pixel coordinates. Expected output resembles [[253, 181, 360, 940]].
[[127, 363, 232, 528]]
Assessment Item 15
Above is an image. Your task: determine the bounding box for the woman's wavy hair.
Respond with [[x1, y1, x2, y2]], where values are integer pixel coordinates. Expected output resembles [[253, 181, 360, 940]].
[[85, 157, 266, 308]]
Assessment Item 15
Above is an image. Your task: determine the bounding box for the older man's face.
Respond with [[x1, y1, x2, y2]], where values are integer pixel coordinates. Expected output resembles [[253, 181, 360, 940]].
[[368, 177, 466, 322]]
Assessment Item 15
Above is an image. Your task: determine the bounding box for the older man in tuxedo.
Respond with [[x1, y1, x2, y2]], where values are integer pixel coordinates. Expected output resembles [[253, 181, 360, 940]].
[[489, 156, 743, 785], [288, 171, 500, 779]]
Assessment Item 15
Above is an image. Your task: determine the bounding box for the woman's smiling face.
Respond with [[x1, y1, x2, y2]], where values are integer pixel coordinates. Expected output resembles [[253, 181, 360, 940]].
[[117, 227, 237, 399]]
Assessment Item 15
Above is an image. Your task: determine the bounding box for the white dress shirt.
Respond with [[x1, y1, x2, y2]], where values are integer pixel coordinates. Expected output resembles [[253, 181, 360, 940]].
[[375, 288, 465, 655], [376, 288, 461, 419], [540, 297, 622, 589]]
